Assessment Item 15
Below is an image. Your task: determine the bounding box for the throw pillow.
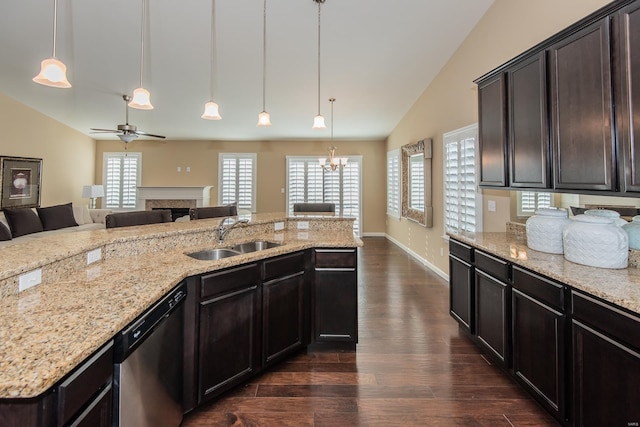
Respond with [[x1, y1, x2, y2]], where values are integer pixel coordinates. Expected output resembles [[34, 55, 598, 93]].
[[3, 207, 44, 237], [0, 222, 11, 241], [36, 203, 79, 231], [82, 205, 92, 224], [72, 205, 86, 225]]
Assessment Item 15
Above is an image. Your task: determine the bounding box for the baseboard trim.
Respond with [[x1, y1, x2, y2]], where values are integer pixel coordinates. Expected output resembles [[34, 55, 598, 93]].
[[381, 234, 449, 282], [362, 232, 386, 237]]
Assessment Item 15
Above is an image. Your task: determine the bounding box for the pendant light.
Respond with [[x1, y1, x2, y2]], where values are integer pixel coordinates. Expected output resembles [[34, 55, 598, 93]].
[[33, 0, 71, 88], [312, 0, 326, 129], [202, 0, 222, 120], [129, 0, 153, 110], [257, 0, 272, 126]]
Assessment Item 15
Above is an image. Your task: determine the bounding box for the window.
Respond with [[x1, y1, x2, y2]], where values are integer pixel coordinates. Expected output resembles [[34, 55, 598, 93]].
[[102, 152, 141, 209], [286, 156, 362, 236], [444, 124, 482, 233], [218, 153, 257, 212], [409, 153, 425, 211], [517, 191, 552, 217], [387, 149, 400, 218]]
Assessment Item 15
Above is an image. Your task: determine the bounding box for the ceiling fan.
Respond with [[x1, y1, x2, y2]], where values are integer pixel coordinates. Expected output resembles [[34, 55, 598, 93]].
[[90, 95, 166, 143]]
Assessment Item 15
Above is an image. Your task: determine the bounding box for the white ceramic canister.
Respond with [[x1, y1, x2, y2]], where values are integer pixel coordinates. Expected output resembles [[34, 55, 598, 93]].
[[623, 215, 640, 250], [563, 214, 629, 269], [525, 207, 571, 254], [584, 209, 628, 227]]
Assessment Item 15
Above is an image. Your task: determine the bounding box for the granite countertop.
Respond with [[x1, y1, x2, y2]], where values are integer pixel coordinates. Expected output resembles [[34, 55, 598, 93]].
[[0, 213, 361, 399], [448, 231, 640, 316]]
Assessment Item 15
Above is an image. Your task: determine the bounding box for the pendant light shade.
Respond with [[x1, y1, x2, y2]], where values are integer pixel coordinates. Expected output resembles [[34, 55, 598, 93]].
[[312, 114, 326, 129], [202, 0, 222, 120], [257, 0, 272, 126], [33, 0, 71, 88], [129, 0, 153, 110], [202, 101, 221, 120]]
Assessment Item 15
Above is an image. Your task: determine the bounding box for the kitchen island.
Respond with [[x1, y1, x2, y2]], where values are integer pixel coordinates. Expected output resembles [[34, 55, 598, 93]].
[[0, 212, 360, 425]]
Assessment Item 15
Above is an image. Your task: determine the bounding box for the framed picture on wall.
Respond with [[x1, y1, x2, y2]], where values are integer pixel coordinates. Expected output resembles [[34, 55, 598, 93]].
[[0, 156, 42, 209]]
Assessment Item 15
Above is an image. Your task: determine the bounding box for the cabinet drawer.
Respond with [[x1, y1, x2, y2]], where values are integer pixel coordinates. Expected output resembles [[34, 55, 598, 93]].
[[572, 291, 640, 351], [200, 263, 260, 299], [475, 250, 510, 283], [314, 248, 357, 268], [512, 266, 565, 312], [57, 340, 113, 426], [449, 239, 474, 264], [263, 251, 305, 282]]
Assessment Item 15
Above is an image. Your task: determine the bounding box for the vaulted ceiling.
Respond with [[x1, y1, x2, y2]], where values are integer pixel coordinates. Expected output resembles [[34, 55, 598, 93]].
[[0, 0, 494, 141]]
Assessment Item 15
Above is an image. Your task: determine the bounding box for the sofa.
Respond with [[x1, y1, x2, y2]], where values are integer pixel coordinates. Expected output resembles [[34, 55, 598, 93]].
[[0, 203, 112, 248]]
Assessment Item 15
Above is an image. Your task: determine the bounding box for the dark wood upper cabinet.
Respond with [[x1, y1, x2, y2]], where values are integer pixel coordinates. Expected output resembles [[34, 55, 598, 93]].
[[478, 74, 508, 187], [508, 52, 550, 188], [617, 2, 640, 193], [549, 17, 616, 191]]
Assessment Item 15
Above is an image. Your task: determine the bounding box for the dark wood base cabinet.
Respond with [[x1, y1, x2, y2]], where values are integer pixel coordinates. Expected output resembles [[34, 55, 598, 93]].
[[449, 239, 474, 333]]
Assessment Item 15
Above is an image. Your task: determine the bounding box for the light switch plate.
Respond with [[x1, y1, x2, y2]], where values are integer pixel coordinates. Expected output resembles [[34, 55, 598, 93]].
[[87, 248, 102, 265], [488, 200, 496, 212], [19, 269, 42, 292]]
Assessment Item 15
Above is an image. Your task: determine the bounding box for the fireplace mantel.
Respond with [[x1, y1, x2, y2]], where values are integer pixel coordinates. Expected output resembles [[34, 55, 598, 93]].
[[137, 186, 213, 208]]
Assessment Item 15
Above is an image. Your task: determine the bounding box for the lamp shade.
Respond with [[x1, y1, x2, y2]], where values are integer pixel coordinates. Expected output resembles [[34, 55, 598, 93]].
[[82, 185, 105, 199], [128, 87, 154, 110], [201, 101, 222, 120], [312, 114, 326, 129], [257, 110, 272, 126], [33, 57, 71, 88]]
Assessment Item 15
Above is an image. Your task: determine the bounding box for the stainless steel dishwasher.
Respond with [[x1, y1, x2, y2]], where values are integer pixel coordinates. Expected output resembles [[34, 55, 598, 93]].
[[113, 282, 186, 427]]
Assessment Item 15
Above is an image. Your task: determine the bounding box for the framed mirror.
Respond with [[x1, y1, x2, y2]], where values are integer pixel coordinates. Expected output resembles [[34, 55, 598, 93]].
[[402, 138, 433, 227]]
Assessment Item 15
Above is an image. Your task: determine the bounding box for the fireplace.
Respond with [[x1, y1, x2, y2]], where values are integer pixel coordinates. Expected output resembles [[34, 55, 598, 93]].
[[137, 187, 214, 218]]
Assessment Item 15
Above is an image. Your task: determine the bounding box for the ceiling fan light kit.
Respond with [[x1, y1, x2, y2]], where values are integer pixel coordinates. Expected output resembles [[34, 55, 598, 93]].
[[33, 0, 71, 88], [90, 94, 165, 144]]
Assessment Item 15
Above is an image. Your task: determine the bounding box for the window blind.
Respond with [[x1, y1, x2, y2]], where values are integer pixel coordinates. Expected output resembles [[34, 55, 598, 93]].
[[103, 152, 141, 209]]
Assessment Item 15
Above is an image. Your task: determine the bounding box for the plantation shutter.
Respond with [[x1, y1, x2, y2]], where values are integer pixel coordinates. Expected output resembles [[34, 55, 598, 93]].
[[387, 149, 400, 218], [444, 125, 479, 233], [518, 191, 552, 216], [219, 153, 256, 211], [103, 152, 141, 209]]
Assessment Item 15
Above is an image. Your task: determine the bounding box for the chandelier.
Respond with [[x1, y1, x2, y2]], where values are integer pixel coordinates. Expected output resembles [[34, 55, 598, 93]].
[[319, 98, 347, 171]]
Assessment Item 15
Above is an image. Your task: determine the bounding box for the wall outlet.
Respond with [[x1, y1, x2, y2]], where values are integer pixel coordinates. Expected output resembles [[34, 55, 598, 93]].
[[274, 222, 285, 231], [488, 200, 496, 212], [177, 166, 181, 172], [87, 248, 102, 265], [440, 247, 444, 257], [186, 166, 191, 172], [19, 269, 42, 292], [297, 221, 309, 230]]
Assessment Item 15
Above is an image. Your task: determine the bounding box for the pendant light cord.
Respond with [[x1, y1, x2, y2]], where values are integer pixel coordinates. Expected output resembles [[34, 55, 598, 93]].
[[330, 98, 334, 141], [139, 0, 146, 87], [316, 0, 321, 115], [52, 0, 58, 57], [210, 0, 216, 100], [262, 0, 267, 112]]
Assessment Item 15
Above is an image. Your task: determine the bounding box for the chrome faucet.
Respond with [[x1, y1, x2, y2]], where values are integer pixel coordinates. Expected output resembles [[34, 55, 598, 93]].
[[218, 217, 249, 244]]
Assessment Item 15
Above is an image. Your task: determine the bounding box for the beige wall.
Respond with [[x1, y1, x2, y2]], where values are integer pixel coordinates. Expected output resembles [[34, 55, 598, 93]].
[[0, 93, 96, 207], [95, 138, 387, 234], [385, 0, 612, 275]]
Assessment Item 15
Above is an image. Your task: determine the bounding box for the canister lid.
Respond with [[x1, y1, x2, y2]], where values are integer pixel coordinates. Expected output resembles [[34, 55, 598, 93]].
[[534, 207, 568, 218], [574, 214, 614, 224]]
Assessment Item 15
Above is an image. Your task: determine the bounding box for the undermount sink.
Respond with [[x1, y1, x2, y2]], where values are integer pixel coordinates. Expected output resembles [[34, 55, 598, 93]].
[[186, 241, 283, 260], [226, 240, 282, 253], [186, 248, 241, 261]]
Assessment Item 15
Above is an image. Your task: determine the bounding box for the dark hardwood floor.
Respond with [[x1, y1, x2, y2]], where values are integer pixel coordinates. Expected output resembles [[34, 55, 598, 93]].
[[182, 237, 559, 426]]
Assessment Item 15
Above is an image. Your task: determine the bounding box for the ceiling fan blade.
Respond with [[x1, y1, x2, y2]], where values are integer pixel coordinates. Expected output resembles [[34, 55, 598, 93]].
[[136, 130, 166, 139], [90, 128, 119, 133]]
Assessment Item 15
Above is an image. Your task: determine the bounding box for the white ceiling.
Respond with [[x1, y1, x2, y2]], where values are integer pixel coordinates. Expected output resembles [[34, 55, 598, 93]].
[[0, 0, 494, 141]]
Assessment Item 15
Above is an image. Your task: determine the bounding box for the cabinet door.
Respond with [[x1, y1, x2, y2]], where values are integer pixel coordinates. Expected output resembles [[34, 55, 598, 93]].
[[617, 3, 640, 193], [478, 73, 508, 187], [475, 270, 509, 366], [198, 285, 259, 402], [314, 269, 358, 345], [549, 18, 616, 191], [512, 289, 565, 422], [263, 271, 305, 366], [449, 255, 474, 333], [573, 320, 640, 427], [67, 385, 112, 427], [508, 52, 550, 188]]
